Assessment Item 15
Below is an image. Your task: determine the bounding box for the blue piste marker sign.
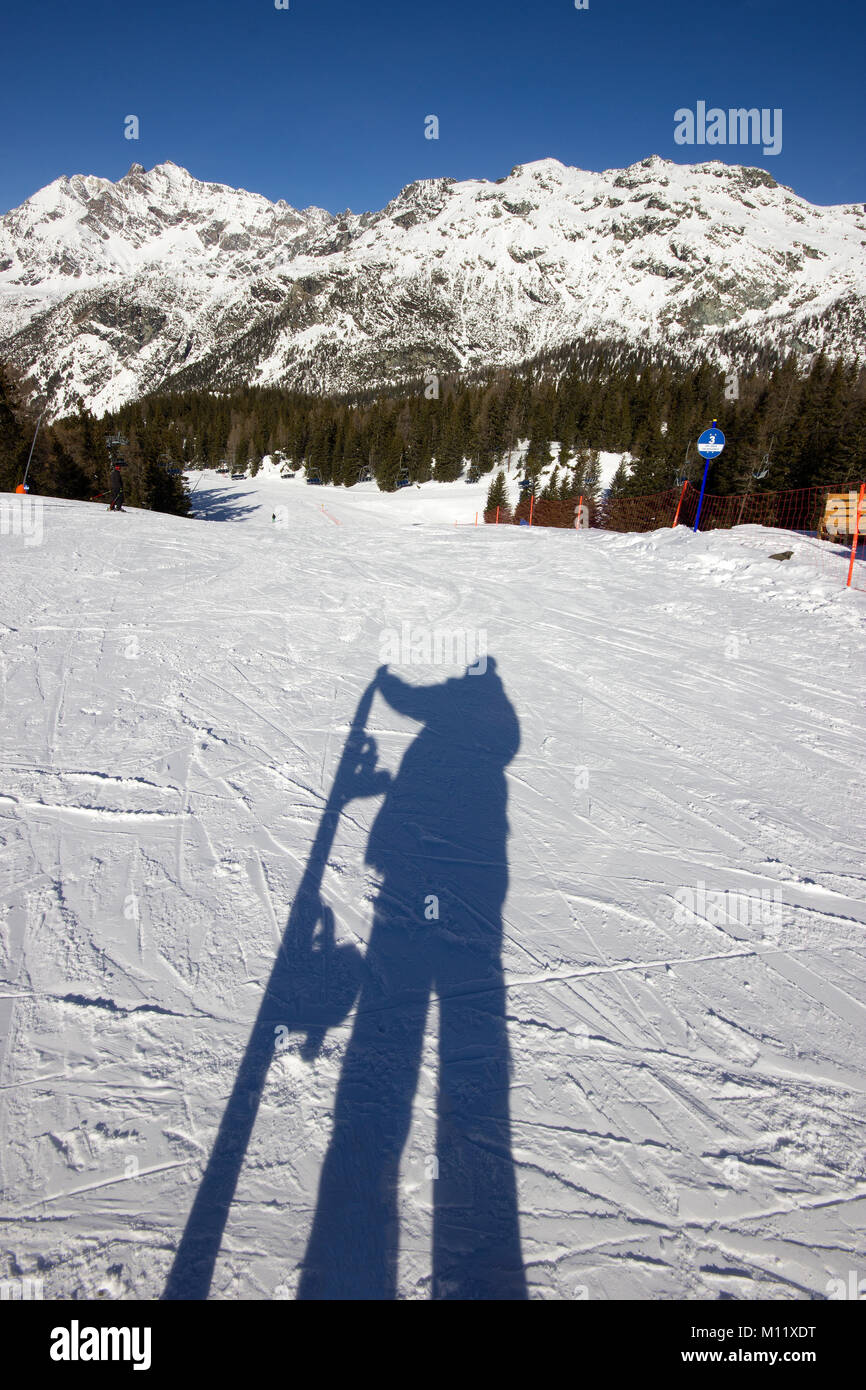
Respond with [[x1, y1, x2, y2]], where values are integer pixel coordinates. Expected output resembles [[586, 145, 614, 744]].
[[694, 421, 726, 531], [697, 426, 726, 459]]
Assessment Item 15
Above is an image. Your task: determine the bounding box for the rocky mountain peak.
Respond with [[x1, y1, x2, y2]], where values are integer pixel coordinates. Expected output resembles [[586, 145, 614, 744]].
[[0, 156, 863, 416]]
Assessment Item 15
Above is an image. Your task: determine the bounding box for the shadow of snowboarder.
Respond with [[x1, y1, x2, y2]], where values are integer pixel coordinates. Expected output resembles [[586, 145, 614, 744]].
[[298, 659, 526, 1300], [163, 659, 526, 1300]]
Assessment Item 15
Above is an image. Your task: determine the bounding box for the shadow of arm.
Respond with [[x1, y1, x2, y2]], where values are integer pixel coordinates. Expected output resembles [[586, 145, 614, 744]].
[[376, 665, 439, 723]]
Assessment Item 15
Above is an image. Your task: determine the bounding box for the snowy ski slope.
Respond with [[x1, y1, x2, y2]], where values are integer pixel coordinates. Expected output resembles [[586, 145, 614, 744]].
[[1, 474, 864, 1300]]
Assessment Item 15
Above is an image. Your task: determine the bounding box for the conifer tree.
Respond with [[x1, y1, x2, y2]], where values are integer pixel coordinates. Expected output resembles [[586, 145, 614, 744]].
[[607, 460, 631, 499], [579, 449, 602, 504], [485, 470, 509, 513], [524, 433, 552, 490], [47, 437, 91, 499], [0, 364, 27, 491]]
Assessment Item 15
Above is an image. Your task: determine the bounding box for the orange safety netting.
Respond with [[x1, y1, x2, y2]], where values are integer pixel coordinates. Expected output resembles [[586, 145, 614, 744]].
[[484, 481, 866, 590]]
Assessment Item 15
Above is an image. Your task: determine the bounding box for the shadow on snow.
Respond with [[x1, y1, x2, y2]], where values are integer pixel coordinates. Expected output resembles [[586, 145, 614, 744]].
[[163, 659, 526, 1300], [188, 482, 261, 523]]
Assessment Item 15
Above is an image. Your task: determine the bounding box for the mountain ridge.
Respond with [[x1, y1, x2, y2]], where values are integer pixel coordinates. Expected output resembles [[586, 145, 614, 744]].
[[1, 155, 864, 416]]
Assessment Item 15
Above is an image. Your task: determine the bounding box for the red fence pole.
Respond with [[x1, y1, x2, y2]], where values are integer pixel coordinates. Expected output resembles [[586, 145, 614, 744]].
[[846, 483, 865, 588], [529, 494, 534, 527], [495, 505, 499, 525], [672, 480, 688, 528]]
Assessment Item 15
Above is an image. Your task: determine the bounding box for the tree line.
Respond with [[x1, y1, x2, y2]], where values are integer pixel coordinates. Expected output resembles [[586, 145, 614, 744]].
[[0, 363, 188, 515], [102, 342, 865, 498], [2, 337, 864, 513]]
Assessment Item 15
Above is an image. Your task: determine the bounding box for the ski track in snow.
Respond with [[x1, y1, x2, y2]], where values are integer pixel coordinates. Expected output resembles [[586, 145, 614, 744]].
[[0, 472, 864, 1301]]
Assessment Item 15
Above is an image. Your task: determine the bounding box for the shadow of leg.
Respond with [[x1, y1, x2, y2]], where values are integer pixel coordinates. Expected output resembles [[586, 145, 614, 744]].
[[433, 960, 527, 1301], [298, 921, 431, 1300]]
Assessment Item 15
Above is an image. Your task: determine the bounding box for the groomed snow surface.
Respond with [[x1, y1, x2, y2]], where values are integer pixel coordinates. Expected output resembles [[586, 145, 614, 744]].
[[1, 473, 864, 1300]]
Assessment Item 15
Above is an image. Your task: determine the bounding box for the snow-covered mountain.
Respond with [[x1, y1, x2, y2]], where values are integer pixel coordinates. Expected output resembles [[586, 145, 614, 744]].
[[1, 155, 864, 416]]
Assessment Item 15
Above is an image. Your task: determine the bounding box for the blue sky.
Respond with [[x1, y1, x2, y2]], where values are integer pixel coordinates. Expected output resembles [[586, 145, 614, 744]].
[[2, 0, 863, 214]]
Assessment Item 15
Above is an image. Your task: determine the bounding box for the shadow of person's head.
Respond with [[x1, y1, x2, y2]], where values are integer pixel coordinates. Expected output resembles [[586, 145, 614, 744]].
[[366, 658, 519, 882]]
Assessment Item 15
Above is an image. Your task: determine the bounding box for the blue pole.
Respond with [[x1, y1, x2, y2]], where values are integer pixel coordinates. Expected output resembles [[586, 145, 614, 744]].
[[693, 456, 710, 532]]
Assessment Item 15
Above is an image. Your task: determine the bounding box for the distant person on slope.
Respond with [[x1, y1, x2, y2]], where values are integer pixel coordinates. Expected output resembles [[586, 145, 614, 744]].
[[109, 464, 125, 511]]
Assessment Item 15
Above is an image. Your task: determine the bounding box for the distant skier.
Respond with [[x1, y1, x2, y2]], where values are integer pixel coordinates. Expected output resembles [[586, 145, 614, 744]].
[[108, 464, 125, 511]]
